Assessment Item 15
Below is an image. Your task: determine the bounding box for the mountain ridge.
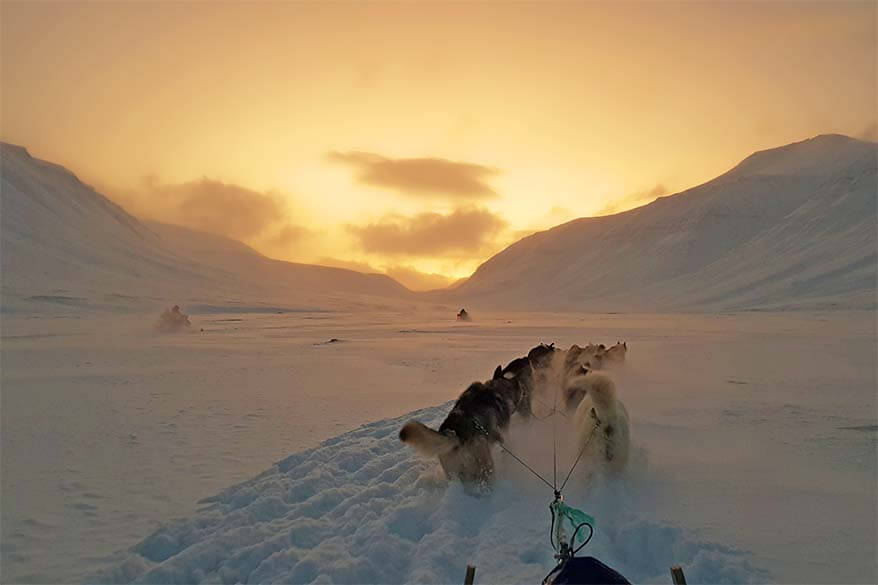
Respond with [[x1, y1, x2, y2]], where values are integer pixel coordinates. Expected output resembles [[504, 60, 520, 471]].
[[1, 142, 412, 313], [3, 135, 874, 313], [452, 134, 877, 311]]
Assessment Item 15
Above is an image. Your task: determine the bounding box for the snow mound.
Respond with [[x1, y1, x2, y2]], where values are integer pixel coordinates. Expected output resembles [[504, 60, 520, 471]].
[[96, 404, 765, 584]]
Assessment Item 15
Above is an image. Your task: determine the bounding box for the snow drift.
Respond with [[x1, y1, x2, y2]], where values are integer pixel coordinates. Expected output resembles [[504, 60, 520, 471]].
[[95, 405, 765, 585], [453, 134, 877, 312]]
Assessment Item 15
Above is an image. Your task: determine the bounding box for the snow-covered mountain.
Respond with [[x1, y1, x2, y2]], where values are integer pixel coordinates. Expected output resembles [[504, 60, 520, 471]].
[[4, 135, 874, 314], [454, 134, 877, 311], [0, 143, 409, 313], [148, 221, 409, 302]]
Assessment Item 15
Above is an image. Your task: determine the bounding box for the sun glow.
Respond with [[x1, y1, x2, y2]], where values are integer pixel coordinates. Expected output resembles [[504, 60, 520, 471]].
[[2, 2, 874, 287]]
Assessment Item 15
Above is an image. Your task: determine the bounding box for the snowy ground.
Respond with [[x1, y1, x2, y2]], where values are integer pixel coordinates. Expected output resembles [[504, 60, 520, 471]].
[[2, 309, 876, 583]]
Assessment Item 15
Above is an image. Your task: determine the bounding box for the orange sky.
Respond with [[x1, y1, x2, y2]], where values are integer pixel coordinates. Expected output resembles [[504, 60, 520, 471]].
[[2, 1, 875, 289]]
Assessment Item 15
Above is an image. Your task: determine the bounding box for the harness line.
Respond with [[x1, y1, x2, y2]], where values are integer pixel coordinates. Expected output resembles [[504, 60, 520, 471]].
[[468, 362, 600, 562], [552, 371, 559, 490], [532, 395, 569, 419], [471, 418, 555, 490], [470, 410, 599, 495], [559, 421, 599, 493]]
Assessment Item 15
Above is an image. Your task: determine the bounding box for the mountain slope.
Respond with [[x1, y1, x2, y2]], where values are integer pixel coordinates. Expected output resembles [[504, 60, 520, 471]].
[[454, 135, 877, 311], [148, 221, 409, 301], [0, 143, 409, 312]]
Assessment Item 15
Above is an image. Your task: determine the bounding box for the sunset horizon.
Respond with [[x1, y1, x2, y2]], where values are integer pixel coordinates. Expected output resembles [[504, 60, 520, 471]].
[[3, 1, 875, 288], [3, 130, 874, 292]]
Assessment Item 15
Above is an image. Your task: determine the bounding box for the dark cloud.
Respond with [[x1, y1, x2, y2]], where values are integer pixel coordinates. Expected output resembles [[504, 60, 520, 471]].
[[597, 183, 667, 216], [149, 177, 285, 240], [107, 177, 308, 248], [328, 151, 499, 199], [347, 207, 507, 257]]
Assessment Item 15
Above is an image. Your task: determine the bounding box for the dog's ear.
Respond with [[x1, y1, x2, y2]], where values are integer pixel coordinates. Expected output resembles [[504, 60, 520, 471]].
[[623, 342, 627, 349], [493, 365, 503, 380]]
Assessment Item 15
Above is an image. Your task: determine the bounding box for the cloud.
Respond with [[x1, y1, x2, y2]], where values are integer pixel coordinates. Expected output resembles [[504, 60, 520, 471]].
[[347, 207, 507, 257], [106, 177, 310, 252], [149, 177, 288, 240], [328, 151, 499, 199], [255, 224, 314, 257], [596, 183, 667, 216]]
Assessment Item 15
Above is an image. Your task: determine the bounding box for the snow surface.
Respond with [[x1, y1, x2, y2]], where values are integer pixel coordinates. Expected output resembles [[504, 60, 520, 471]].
[[454, 135, 877, 312], [4, 311, 875, 584], [93, 404, 764, 585]]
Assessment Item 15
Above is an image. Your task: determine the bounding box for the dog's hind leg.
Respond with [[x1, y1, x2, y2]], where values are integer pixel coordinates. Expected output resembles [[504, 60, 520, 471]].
[[462, 439, 495, 495], [475, 445, 495, 494]]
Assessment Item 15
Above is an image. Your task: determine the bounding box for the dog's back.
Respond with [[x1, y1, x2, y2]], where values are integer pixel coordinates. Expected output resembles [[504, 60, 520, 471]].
[[441, 378, 522, 443]]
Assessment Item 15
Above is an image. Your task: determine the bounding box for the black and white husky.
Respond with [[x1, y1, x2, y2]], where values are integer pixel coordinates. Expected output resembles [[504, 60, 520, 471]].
[[399, 344, 554, 489]]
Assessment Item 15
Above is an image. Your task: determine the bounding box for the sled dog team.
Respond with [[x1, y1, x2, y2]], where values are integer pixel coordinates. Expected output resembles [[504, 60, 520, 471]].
[[399, 341, 629, 489]]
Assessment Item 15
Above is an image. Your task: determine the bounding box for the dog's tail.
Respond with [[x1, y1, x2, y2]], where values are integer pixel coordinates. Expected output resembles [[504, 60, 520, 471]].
[[399, 421, 459, 456]]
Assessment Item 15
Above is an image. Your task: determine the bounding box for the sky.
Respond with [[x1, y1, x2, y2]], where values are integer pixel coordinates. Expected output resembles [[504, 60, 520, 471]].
[[2, 1, 875, 290]]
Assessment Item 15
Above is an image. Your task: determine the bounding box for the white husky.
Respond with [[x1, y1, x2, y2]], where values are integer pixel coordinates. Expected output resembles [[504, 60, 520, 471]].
[[567, 372, 630, 475]]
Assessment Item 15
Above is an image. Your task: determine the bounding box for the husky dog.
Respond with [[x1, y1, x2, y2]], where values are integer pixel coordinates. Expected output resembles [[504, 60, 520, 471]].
[[602, 341, 627, 365], [491, 357, 534, 418], [569, 372, 630, 474], [526, 342, 565, 402], [564, 341, 627, 373], [399, 357, 536, 489], [562, 344, 588, 377], [527, 342, 559, 368]]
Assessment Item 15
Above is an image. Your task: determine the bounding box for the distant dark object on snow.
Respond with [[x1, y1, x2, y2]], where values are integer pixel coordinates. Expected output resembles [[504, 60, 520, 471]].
[[155, 305, 192, 333], [456, 308, 471, 321]]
